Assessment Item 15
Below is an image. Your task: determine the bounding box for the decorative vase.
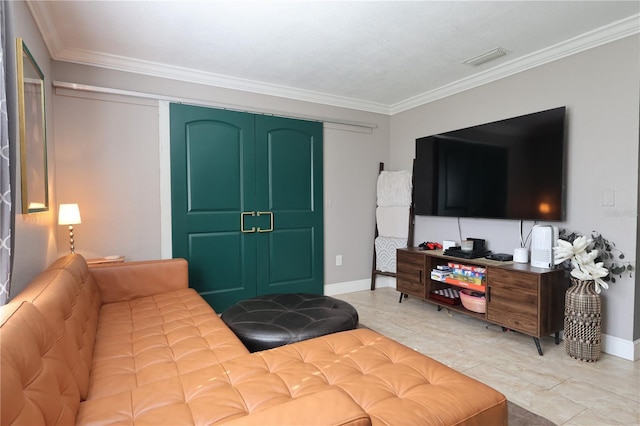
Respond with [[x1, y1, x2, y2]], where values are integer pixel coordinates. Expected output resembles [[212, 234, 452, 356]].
[[564, 278, 601, 362]]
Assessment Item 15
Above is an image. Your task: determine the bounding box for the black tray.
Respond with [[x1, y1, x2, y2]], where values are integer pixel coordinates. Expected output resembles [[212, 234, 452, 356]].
[[443, 248, 492, 259]]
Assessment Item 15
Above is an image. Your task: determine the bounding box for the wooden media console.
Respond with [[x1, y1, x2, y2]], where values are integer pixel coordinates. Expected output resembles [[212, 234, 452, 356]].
[[396, 248, 570, 355]]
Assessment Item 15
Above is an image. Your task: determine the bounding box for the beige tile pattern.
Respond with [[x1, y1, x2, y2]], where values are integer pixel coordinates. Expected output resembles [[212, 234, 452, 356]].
[[335, 288, 640, 426]]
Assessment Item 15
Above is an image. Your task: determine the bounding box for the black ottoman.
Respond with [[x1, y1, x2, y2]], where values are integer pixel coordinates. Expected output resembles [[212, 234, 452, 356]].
[[221, 293, 359, 352]]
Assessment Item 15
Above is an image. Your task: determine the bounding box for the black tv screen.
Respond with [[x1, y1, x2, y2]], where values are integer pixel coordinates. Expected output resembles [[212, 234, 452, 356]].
[[414, 107, 567, 221]]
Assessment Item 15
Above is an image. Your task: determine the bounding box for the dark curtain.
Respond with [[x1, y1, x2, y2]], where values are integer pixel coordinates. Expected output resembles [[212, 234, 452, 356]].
[[0, 0, 14, 304]]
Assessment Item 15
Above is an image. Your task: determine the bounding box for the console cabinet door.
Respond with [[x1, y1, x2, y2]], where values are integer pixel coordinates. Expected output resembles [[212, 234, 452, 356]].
[[396, 250, 426, 298], [487, 268, 539, 336]]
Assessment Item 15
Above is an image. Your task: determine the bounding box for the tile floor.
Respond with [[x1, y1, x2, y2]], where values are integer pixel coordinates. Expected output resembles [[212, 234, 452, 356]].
[[334, 287, 640, 426]]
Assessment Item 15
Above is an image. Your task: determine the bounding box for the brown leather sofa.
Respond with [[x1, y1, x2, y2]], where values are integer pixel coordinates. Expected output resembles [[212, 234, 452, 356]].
[[1, 254, 507, 425]]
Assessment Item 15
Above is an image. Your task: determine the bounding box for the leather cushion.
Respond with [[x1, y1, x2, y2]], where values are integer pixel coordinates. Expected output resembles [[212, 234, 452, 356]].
[[1, 302, 81, 425], [76, 328, 507, 425], [87, 288, 249, 399], [9, 254, 101, 399], [221, 293, 359, 352]]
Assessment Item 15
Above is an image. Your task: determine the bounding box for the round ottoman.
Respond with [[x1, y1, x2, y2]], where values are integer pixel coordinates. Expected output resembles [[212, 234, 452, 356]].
[[221, 293, 359, 352]]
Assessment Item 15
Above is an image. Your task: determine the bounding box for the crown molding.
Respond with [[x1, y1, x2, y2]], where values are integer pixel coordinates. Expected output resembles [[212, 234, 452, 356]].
[[53, 80, 379, 131], [51, 48, 392, 115], [25, 1, 62, 58], [28, 0, 638, 116], [390, 14, 640, 114]]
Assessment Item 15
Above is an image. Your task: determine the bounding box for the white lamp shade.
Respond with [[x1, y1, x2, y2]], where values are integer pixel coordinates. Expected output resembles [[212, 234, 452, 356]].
[[58, 204, 82, 225]]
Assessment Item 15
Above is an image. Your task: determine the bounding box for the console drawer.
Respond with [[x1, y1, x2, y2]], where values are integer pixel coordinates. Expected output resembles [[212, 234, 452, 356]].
[[488, 268, 537, 291]]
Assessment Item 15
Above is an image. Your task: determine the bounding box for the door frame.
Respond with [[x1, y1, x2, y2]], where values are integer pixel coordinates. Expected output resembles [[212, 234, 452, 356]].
[[159, 101, 173, 258]]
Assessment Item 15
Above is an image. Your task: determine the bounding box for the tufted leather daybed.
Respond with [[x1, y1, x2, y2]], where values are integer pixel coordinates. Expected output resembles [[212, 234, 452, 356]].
[[1, 254, 507, 425]]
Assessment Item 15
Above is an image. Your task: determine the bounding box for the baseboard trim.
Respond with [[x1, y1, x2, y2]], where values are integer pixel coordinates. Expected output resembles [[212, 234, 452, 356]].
[[324, 279, 370, 296], [324, 276, 395, 296], [602, 334, 639, 361]]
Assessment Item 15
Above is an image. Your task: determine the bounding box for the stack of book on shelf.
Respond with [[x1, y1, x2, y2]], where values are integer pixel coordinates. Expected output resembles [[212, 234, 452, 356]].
[[444, 262, 486, 292], [429, 265, 460, 305], [430, 264, 452, 281]]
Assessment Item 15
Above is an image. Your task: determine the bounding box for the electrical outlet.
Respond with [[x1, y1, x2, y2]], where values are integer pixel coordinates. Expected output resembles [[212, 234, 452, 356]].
[[602, 190, 615, 207], [336, 255, 343, 266]]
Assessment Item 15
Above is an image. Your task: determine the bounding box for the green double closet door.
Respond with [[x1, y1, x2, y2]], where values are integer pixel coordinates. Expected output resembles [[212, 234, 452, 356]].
[[170, 104, 324, 312]]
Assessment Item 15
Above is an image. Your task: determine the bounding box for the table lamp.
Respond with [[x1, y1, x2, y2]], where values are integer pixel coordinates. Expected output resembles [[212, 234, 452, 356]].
[[58, 204, 82, 254]]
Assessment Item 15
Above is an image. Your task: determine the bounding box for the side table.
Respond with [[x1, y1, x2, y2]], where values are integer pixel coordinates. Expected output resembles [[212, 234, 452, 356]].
[[86, 255, 125, 266]]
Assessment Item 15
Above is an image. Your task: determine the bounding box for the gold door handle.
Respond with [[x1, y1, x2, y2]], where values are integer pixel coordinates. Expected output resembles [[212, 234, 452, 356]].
[[257, 211, 273, 233], [241, 211, 256, 233]]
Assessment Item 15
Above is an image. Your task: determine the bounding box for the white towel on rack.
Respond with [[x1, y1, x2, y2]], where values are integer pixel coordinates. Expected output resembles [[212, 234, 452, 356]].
[[376, 206, 410, 238], [375, 236, 407, 273], [377, 170, 412, 207]]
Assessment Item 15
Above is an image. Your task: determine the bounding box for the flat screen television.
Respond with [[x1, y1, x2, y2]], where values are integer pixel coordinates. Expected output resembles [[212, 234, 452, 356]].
[[414, 107, 567, 221]]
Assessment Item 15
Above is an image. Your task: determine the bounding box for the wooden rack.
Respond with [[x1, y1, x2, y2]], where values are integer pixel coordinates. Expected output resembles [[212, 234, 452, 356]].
[[370, 162, 415, 290]]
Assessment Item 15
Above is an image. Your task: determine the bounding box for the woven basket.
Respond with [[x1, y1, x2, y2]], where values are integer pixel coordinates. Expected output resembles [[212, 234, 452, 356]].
[[564, 278, 601, 362], [459, 289, 486, 313]]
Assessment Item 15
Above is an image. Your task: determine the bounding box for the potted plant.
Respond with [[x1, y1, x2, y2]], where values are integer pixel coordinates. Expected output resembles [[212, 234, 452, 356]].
[[553, 230, 633, 362], [555, 229, 633, 292]]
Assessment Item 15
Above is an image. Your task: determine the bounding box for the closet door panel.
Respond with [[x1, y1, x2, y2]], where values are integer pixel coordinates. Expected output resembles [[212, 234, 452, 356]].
[[268, 130, 313, 210], [186, 121, 242, 211], [267, 228, 314, 286], [255, 116, 323, 295], [172, 106, 323, 311], [187, 232, 251, 308], [170, 104, 256, 311]]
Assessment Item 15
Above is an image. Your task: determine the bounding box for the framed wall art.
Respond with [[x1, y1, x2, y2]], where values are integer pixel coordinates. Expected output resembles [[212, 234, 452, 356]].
[[16, 38, 48, 213]]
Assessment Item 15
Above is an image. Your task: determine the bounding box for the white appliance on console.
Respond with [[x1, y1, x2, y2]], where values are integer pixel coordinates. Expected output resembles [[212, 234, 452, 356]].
[[530, 225, 559, 269]]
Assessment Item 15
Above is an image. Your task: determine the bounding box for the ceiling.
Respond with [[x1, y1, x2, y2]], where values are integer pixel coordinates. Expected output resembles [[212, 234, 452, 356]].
[[28, 1, 640, 114]]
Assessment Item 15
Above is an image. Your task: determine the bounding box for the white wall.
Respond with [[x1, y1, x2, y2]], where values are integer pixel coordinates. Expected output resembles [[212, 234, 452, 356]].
[[390, 36, 640, 344], [51, 62, 391, 287], [53, 91, 161, 260]]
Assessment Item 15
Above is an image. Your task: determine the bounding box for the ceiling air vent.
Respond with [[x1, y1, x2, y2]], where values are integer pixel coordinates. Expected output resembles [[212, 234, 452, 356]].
[[463, 47, 509, 67]]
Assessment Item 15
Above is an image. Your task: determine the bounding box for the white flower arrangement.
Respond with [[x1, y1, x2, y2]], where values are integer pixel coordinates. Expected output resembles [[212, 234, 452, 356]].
[[553, 236, 610, 293]]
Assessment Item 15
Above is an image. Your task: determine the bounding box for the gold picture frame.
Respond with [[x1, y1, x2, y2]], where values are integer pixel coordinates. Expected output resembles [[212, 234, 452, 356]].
[[16, 38, 48, 213]]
